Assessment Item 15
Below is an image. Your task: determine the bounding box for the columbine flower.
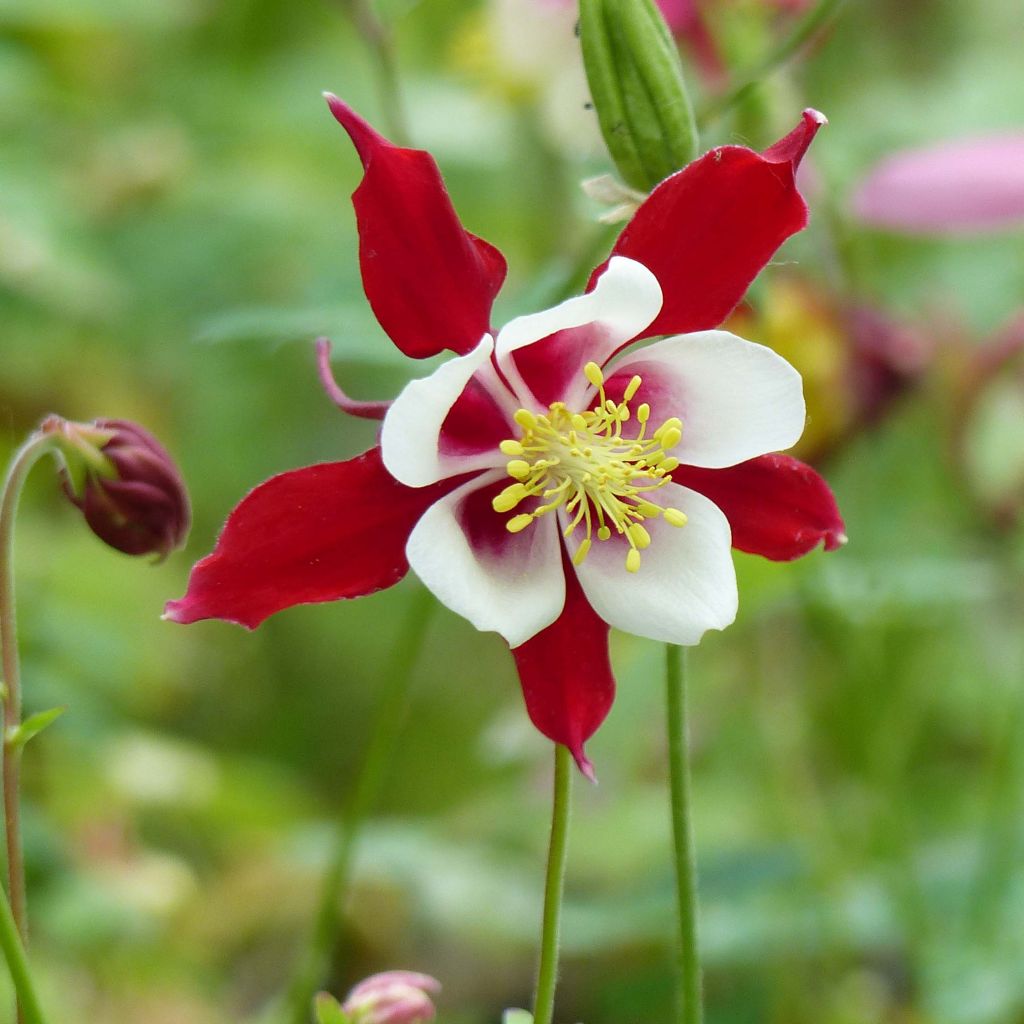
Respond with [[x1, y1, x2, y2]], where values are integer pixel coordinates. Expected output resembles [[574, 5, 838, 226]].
[[335, 971, 441, 1024], [165, 97, 845, 775], [46, 415, 190, 559], [851, 134, 1024, 234]]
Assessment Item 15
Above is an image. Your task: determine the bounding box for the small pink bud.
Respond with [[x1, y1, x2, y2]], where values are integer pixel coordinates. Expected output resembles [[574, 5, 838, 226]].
[[44, 416, 190, 559], [341, 971, 441, 1024]]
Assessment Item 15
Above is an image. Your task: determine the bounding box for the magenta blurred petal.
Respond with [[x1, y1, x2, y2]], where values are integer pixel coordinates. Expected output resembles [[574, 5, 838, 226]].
[[852, 135, 1024, 234]]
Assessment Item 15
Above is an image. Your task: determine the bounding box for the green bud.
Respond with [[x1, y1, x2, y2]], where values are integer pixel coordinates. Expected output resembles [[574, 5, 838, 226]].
[[6, 707, 66, 751], [580, 0, 699, 193]]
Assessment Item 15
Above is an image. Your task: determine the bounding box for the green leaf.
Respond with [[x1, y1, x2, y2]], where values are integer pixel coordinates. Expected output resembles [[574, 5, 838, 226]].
[[314, 993, 351, 1024], [6, 706, 66, 750], [503, 1011, 534, 1024]]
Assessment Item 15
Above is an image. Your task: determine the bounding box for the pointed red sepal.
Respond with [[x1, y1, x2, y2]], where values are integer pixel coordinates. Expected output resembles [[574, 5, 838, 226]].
[[592, 109, 827, 341], [164, 448, 461, 629], [325, 94, 507, 359], [316, 338, 391, 420], [673, 453, 847, 562], [512, 557, 615, 780]]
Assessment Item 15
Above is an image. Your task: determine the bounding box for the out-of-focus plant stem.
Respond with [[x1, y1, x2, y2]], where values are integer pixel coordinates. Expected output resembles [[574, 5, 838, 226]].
[[697, 0, 846, 127], [532, 743, 572, 1024], [339, 0, 410, 145], [284, 587, 435, 1024], [1, 435, 57, 936], [0, 884, 48, 1024], [666, 644, 702, 1024], [1, 432, 58, 1024]]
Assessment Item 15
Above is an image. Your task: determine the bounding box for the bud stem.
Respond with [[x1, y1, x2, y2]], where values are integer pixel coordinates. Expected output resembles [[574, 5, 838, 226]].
[[1, 431, 60, 1024], [283, 587, 435, 1024], [666, 644, 702, 1024], [532, 743, 573, 1024], [697, 0, 847, 127]]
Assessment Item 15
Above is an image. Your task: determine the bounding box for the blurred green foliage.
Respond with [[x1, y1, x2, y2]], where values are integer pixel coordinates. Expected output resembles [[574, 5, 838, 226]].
[[2, 0, 1024, 1021]]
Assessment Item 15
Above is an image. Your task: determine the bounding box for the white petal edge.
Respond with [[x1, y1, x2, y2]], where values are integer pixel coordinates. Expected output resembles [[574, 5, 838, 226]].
[[494, 256, 663, 408], [381, 335, 507, 488], [407, 471, 567, 648], [608, 330, 806, 468], [569, 482, 738, 646]]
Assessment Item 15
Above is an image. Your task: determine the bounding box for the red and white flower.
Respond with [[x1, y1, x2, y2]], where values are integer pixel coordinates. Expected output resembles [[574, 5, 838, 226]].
[[165, 96, 845, 776]]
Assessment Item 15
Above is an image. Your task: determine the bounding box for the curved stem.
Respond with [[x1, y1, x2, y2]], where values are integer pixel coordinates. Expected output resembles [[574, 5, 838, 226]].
[[340, 0, 409, 145], [1, 433, 57, 946], [284, 588, 435, 1024], [666, 644, 702, 1024], [0, 884, 48, 1024], [532, 743, 573, 1024], [697, 0, 846, 127]]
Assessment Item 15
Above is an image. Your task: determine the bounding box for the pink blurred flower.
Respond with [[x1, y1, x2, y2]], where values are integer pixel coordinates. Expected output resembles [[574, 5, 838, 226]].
[[341, 971, 441, 1024], [852, 135, 1024, 234]]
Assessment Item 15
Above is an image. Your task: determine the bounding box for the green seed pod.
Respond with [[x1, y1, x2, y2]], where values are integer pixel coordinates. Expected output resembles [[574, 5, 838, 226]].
[[580, 0, 700, 192]]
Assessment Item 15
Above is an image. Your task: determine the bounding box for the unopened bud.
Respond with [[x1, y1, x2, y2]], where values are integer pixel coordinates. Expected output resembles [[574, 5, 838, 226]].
[[340, 971, 441, 1024], [43, 416, 190, 559], [580, 0, 699, 192]]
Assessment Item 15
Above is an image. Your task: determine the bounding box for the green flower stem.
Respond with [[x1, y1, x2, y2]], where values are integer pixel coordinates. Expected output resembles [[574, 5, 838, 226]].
[[1, 433, 59, 948], [0, 883, 47, 1024], [697, 0, 847, 127], [532, 743, 573, 1024], [339, 0, 409, 145], [284, 587, 435, 1024], [666, 644, 702, 1024]]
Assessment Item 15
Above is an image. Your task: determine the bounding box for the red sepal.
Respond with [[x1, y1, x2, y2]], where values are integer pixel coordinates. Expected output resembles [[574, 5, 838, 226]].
[[164, 448, 462, 629], [512, 556, 615, 780], [326, 95, 507, 359], [673, 453, 847, 561], [592, 109, 827, 341]]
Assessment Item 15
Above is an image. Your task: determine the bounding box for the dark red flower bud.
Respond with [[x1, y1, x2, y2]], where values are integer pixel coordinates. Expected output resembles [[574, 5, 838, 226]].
[[47, 417, 190, 559]]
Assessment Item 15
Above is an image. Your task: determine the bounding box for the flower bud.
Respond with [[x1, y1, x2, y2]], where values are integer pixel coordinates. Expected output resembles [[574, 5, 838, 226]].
[[339, 971, 441, 1024], [44, 416, 190, 559], [580, 0, 699, 192]]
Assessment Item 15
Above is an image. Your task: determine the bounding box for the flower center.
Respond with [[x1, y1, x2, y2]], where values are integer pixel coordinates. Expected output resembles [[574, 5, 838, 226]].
[[492, 362, 688, 573]]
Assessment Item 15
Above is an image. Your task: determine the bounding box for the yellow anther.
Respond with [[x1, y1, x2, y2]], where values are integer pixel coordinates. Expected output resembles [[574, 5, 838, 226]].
[[492, 484, 527, 513], [506, 460, 531, 480], [623, 375, 642, 402], [500, 439, 524, 456], [627, 524, 651, 549], [571, 413, 588, 431], [659, 457, 680, 472], [598, 525, 611, 541], [572, 538, 592, 566], [584, 361, 604, 388], [617, 404, 630, 421], [663, 508, 688, 528], [660, 427, 682, 450], [637, 403, 650, 424], [506, 513, 535, 534], [625, 549, 642, 573], [514, 409, 537, 430], [637, 501, 662, 518]]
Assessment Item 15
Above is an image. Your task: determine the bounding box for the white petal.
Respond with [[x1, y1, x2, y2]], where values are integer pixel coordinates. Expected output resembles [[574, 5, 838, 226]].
[[381, 335, 508, 487], [495, 256, 663, 408], [570, 482, 738, 646], [608, 331, 806, 468], [407, 472, 566, 647]]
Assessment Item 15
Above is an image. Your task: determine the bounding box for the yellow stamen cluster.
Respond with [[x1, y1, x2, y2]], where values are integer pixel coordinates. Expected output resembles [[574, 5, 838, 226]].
[[492, 362, 688, 572]]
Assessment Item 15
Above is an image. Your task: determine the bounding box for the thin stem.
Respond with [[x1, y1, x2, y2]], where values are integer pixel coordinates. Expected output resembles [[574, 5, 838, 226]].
[[0, 884, 47, 1024], [697, 0, 846, 127], [340, 0, 410, 145], [532, 743, 573, 1024], [284, 588, 435, 1024], [666, 644, 702, 1024], [1, 434, 57, 948]]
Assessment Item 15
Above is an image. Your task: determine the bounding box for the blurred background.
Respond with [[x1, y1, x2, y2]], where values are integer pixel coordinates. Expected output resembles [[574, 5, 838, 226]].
[[2, 0, 1024, 1021]]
